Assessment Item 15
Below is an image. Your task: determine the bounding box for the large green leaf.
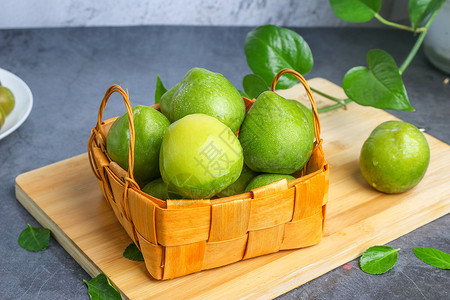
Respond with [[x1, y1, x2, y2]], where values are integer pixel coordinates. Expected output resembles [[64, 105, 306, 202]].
[[244, 25, 313, 89], [84, 273, 121, 300], [329, 0, 381, 22], [343, 49, 414, 111], [242, 74, 269, 99], [408, 0, 446, 29], [18, 224, 50, 252]]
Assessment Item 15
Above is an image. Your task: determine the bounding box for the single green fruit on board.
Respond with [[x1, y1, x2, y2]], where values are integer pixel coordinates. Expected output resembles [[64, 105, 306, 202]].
[[245, 173, 295, 192], [216, 164, 258, 197], [106, 105, 170, 185], [0, 85, 15, 116], [238, 91, 314, 174], [142, 178, 181, 200], [161, 68, 246, 132], [360, 120, 430, 194], [160, 114, 244, 199]]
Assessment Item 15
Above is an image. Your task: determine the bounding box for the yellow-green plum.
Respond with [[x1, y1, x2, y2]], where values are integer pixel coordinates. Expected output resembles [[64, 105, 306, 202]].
[[160, 114, 243, 199]]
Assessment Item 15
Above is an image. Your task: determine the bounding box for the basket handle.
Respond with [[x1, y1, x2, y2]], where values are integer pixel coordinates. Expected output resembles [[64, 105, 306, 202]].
[[94, 84, 139, 189], [271, 69, 322, 144]]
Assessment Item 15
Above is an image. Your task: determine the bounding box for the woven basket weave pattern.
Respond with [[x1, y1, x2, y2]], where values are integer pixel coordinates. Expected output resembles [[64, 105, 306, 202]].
[[88, 69, 329, 280]]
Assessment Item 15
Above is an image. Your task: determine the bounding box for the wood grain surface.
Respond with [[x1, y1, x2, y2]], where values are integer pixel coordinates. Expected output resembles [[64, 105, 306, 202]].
[[15, 78, 450, 300]]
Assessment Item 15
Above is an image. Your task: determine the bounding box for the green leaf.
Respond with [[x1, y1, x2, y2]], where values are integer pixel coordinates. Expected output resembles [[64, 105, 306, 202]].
[[155, 74, 167, 105], [18, 224, 50, 252], [242, 74, 269, 99], [343, 49, 414, 111], [83, 273, 121, 300], [408, 0, 446, 29], [360, 245, 400, 274], [414, 247, 450, 269], [244, 25, 313, 89], [123, 242, 144, 261], [329, 0, 381, 23]]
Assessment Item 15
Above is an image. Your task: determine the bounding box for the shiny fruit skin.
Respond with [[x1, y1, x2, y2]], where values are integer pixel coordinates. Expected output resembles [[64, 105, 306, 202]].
[[360, 121, 430, 193], [0, 86, 15, 116], [160, 114, 243, 199], [216, 164, 258, 197], [245, 173, 295, 192], [164, 68, 246, 132], [106, 105, 170, 185], [239, 91, 313, 174]]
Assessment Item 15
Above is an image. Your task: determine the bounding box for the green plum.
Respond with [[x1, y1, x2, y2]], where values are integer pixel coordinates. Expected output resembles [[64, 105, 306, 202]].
[[0, 84, 15, 116], [216, 164, 258, 197], [107, 105, 170, 185], [160, 114, 243, 199], [160, 68, 245, 132], [142, 178, 181, 200], [239, 91, 313, 174], [245, 173, 295, 192]]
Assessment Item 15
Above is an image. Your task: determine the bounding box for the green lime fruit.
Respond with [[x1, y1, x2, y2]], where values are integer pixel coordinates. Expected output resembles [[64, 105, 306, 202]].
[[238, 91, 314, 174], [0, 85, 15, 116], [360, 120, 430, 194], [245, 173, 295, 192], [0, 106, 5, 129], [216, 164, 258, 197], [107, 105, 170, 185], [160, 113, 244, 199], [160, 68, 246, 132], [291, 100, 314, 139], [159, 82, 180, 118], [142, 178, 181, 200]]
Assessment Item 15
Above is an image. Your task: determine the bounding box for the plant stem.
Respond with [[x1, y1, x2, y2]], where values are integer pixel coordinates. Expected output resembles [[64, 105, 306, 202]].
[[398, 9, 440, 74], [318, 99, 353, 113], [310, 87, 347, 105], [374, 13, 421, 32]]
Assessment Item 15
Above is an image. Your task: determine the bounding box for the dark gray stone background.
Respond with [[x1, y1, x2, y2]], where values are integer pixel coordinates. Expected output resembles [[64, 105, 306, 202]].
[[0, 26, 448, 299]]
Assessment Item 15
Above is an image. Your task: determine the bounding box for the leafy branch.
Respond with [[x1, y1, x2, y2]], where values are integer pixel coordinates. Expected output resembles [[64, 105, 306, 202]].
[[243, 0, 446, 113]]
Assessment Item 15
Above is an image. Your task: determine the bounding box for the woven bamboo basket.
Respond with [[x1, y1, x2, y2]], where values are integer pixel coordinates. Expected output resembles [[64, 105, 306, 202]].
[[88, 68, 329, 280]]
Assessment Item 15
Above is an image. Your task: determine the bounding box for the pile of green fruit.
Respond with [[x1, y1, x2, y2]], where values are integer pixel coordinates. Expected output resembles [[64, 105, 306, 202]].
[[106, 68, 315, 200], [0, 82, 15, 129]]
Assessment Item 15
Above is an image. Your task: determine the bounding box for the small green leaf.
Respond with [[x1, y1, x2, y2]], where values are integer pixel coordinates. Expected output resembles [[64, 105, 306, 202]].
[[18, 224, 50, 252], [360, 245, 400, 274], [414, 247, 450, 269], [244, 25, 313, 89], [243, 74, 269, 99], [155, 74, 167, 105], [329, 0, 381, 23], [123, 242, 144, 261], [83, 273, 121, 300], [408, 0, 446, 29], [343, 49, 414, 111]]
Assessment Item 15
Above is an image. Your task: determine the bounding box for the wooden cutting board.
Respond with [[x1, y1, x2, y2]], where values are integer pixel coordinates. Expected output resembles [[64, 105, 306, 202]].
[[15, 78, 450, 300]]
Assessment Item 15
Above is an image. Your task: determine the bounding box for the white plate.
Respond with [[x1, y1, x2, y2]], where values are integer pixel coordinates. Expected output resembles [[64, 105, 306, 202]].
[[0, 68, 33, 140]]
